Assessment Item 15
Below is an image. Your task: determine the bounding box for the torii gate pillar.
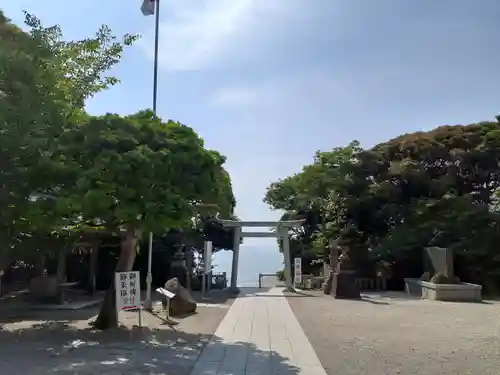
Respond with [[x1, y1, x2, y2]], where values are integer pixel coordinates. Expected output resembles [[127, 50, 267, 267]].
[[219, 220, 304, 292], [230, 226, 241, 291]]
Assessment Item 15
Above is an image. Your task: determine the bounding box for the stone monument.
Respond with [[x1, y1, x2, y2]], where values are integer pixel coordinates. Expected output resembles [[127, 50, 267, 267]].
[[405, 246, 481, 302], [424, 246, 457, 281], [331, 247, 361, 299], [164, 277, 197, 316]]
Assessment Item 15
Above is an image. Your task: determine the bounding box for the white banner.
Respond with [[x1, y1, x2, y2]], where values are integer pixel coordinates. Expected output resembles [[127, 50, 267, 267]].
[[294, 257, 302, 284], [115, 271, 141, 311]]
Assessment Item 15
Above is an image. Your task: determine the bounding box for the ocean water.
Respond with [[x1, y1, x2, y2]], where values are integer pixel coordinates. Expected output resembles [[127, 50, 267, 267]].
[[212, 244, 284, 287]]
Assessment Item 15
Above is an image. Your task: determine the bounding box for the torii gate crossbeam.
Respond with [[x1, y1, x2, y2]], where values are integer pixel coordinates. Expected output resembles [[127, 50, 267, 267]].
[[219, 219, 304, 291]]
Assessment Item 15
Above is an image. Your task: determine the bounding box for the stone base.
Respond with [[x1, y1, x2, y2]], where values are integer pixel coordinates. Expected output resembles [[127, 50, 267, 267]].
[[404, 278, 482, 302], [332, 271, 361, 299], [227, 286, 240, 294]]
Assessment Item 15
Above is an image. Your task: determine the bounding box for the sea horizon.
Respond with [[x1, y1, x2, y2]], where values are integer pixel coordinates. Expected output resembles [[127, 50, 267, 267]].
[[212, 243, 284, 287]]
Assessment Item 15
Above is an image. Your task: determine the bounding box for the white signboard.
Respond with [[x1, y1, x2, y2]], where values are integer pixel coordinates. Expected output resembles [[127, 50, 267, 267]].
[[156, 287, 175, 299], [294, 257, 302, 284], [204, 241, 213, 275], [115, 271, 141, 311]]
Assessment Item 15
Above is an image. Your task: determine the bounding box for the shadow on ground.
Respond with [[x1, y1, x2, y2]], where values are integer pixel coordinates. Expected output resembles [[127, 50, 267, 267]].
[[0, 318, 300, 374], [190, 289, 236, 306], [0, 288, 300, 374]]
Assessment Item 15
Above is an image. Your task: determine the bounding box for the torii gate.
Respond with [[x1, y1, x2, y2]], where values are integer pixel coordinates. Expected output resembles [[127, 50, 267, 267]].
[[219, 220, 304, 291]]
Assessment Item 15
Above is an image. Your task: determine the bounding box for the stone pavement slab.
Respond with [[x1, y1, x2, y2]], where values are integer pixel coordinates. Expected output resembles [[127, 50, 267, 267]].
[[190, 287, 327, 375]]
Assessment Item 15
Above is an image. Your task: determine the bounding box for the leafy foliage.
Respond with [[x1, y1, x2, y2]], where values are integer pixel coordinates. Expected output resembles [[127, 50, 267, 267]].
[[0, 11, 238, 329], [0, 10, 137, 255], [56, 110, 229, 233], [265, 120, 500, 291]]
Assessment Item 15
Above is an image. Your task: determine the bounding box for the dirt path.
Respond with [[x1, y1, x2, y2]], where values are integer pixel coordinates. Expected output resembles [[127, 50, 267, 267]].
[[286, 290, 500, 375]]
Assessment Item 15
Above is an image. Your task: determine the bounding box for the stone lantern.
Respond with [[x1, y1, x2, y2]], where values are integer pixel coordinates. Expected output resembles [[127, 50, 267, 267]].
[[170, 246, 187, 287], [331, 246, 361, 299]]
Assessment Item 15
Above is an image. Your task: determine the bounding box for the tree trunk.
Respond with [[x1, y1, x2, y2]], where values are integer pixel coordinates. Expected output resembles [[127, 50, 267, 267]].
[[0, 252, 11, 274], [0, 253, 11, 296], [93, 226, 138, 330], [88, 239, 100, 294], [56, 249, 67, 284]]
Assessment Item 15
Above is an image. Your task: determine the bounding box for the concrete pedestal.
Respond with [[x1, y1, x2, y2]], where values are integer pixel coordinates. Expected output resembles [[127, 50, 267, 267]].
[[404, 278, 482, 302]]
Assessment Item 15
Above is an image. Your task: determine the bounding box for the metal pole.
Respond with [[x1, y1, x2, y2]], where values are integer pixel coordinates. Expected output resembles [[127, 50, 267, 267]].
[[145, 0, 161, 311], [145, 232, 153, 310], [201, 242, 206, 298], [152, 0, 160, 113]]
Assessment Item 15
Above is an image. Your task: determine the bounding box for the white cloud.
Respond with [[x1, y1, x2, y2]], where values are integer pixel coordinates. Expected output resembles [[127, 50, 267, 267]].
[[209, 87, 258, 108], [140, 0, 309, 72]]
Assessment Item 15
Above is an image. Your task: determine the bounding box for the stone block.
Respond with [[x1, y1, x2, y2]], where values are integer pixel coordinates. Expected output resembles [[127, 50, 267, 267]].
[[404, 278, 482, 302], [164, 277, 197, 316], [425, 247, 454, 278]]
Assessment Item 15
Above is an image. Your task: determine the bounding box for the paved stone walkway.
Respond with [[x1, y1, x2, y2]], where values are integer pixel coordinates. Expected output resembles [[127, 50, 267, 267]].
[[190, 287, 326, 375]]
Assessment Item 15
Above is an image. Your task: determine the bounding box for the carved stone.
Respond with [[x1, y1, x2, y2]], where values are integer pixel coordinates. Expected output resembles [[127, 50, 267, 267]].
[[323, 239, 339, 295], [331, 249, 361, 299], [425, 246, 454, 279], [164, 277, 197, 316]]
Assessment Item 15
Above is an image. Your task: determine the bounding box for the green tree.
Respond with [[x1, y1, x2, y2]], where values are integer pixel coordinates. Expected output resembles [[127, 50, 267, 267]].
[[265, 118, 500, 291], [56, 111, 234, 329], [264, 142, 362, 271], [0, 10, 137, 267], [342, 120, 500, 285]]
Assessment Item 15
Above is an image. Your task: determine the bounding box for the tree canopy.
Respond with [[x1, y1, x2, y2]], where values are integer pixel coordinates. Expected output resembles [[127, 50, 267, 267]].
[[0, 10, 137, 255], [1, 10, 238, 329], [56, 110, 231, 233], [265, 120, 500, 291]]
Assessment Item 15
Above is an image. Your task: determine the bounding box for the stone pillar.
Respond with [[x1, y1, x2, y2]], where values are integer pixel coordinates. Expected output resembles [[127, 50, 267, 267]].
[[170, 247, 187, 287], [230, 226, 241, 291], [324, 240, 339, 295], [332, 248, 361, 299], [281, 227, 293, 290]]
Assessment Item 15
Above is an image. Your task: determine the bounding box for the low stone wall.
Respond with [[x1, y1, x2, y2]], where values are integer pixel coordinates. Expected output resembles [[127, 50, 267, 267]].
[[405, 278, 482, 302], [356, 277, 387, 291], [300, 276, 387, 291]]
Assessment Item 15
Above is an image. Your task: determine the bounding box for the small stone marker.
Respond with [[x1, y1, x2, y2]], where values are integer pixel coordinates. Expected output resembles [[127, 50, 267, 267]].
[[164, 277, 197, 316]]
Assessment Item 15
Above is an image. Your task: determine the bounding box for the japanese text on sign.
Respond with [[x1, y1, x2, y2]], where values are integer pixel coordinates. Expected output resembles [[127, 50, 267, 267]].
[[115, 271, 141, 311]]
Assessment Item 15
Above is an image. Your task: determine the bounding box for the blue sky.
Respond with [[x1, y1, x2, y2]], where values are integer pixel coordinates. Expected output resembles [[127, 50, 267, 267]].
[[3, 0, 500, 284]]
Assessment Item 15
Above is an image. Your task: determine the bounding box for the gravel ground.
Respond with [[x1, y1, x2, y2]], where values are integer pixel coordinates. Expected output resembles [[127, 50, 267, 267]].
[[286, 290, 500, 375], [0, 291, 235, 375]]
